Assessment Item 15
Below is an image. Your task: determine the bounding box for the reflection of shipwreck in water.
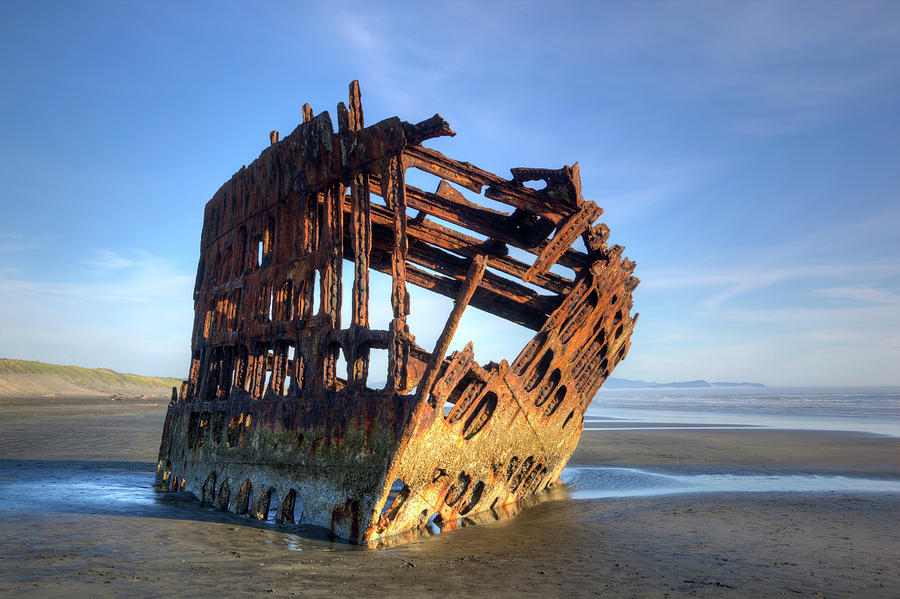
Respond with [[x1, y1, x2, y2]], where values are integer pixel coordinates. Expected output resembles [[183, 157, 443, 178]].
[[156, 81, 638, 546]]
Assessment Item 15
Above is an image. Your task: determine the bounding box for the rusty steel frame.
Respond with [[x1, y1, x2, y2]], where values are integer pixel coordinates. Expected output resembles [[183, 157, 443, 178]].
[[156, 81, 639, 546]]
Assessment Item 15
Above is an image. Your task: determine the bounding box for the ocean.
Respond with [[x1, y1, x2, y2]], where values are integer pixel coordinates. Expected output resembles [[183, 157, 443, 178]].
[[565, 385, 900, 498], [586, 386, 900, 437]]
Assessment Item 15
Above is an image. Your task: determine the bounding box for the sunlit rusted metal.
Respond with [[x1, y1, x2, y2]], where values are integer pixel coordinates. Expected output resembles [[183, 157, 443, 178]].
[[156, 81, 639, 546]]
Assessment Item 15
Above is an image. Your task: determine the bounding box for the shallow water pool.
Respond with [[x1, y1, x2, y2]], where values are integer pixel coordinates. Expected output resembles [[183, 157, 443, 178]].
[[562, 466, 900, 499]]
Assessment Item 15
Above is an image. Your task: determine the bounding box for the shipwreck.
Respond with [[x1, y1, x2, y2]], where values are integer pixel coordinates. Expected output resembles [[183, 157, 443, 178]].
[[156, 81, 638, 546]]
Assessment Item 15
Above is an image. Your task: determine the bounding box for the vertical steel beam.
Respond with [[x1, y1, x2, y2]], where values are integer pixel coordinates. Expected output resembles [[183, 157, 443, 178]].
[[346, 81, 371, 390], [382, 154, 409, 393], [323, 182, 344, 388]]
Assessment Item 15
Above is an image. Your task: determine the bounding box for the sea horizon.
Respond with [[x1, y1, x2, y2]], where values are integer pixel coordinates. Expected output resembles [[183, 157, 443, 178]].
[[590, 385, 900, 438]]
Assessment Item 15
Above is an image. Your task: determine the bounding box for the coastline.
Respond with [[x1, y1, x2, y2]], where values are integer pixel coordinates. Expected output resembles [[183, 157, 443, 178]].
[[1, 396, 898, 597]]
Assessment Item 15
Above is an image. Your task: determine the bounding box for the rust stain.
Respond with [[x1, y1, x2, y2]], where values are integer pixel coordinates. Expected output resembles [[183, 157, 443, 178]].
[[155, 81, 639, 546]]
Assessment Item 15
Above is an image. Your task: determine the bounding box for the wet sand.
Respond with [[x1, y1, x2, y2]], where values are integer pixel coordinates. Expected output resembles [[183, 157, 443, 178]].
[[1, 396, 898, 598]]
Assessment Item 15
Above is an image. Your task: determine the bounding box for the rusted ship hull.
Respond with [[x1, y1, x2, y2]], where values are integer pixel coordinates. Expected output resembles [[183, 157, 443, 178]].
[[156, 82, 638, 546]]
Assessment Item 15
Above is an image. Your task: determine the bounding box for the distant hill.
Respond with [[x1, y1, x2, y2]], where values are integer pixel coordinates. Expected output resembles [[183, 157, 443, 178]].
[[603, 378, 765, 389], [0, 358, 183, 398]]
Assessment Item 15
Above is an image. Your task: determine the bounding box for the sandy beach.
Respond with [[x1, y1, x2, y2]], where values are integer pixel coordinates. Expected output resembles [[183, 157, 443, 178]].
[[1, 395, 898, 598]]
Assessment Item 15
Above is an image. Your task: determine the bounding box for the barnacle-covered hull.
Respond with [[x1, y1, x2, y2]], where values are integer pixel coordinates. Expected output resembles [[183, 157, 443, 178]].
[[156, 82, 638, 546]]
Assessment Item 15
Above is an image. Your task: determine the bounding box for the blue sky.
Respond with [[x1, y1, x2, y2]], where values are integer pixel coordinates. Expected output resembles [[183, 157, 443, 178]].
[[1, 1, 898, 385]]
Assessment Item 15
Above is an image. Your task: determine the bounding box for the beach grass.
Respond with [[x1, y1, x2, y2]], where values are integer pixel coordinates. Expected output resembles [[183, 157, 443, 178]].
[[0, 358, 182, 394]]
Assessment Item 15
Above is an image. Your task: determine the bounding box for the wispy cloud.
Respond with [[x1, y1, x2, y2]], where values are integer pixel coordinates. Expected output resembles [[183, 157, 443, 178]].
[[644, 201, 900, 311], [83, 249, 134, 270], [0, 250, 194, 375], [533, 2, 900, 136], [720, 303, 899, 324], [591, 157, 726, 225], [644, 262, 900, 310], [814, 286, 900, 305], [0, 279, 152, 303], [0, 231, 40, 254], [330, 3, 461, 119], [1, 251, 192, 304]]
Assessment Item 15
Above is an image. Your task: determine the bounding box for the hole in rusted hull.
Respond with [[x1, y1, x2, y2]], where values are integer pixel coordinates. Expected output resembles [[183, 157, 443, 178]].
[[534, 369, 561, 407], [212, 411, 226, 445], [445, 472, 471, 507], [242, 415, 251, 446], [378, 479, 410, 532], [226, 415, 241, 447], [506, 456, 519, 482], [381, 479, 409, 516], [257, 488, 275, 521], [279, 489, 297, 524], [522, 464, 546, 494], [462, 392, 497, 440], [161, 460, 172, 486], [201, 472, 216, 504], [426, 513, 443, 535], [188, 412, 200, 447], [446, 375, 484, 424], [312, 271, 321, 314], [459, 480, 485, 515], [524, 351, 553, 392], [510, 456, 534, 493], [512, 331, 548, 375], [236, 480, 251, 515], [543, 386, 567, 418], [217, 479, 231, 510]]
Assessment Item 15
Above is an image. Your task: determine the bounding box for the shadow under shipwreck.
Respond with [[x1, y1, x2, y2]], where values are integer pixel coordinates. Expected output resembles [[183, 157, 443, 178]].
[[0, 458, 569, 550]]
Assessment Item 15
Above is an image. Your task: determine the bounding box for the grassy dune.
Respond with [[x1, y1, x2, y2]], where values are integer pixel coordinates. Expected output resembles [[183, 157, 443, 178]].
[[0, 358, 183, 397]]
